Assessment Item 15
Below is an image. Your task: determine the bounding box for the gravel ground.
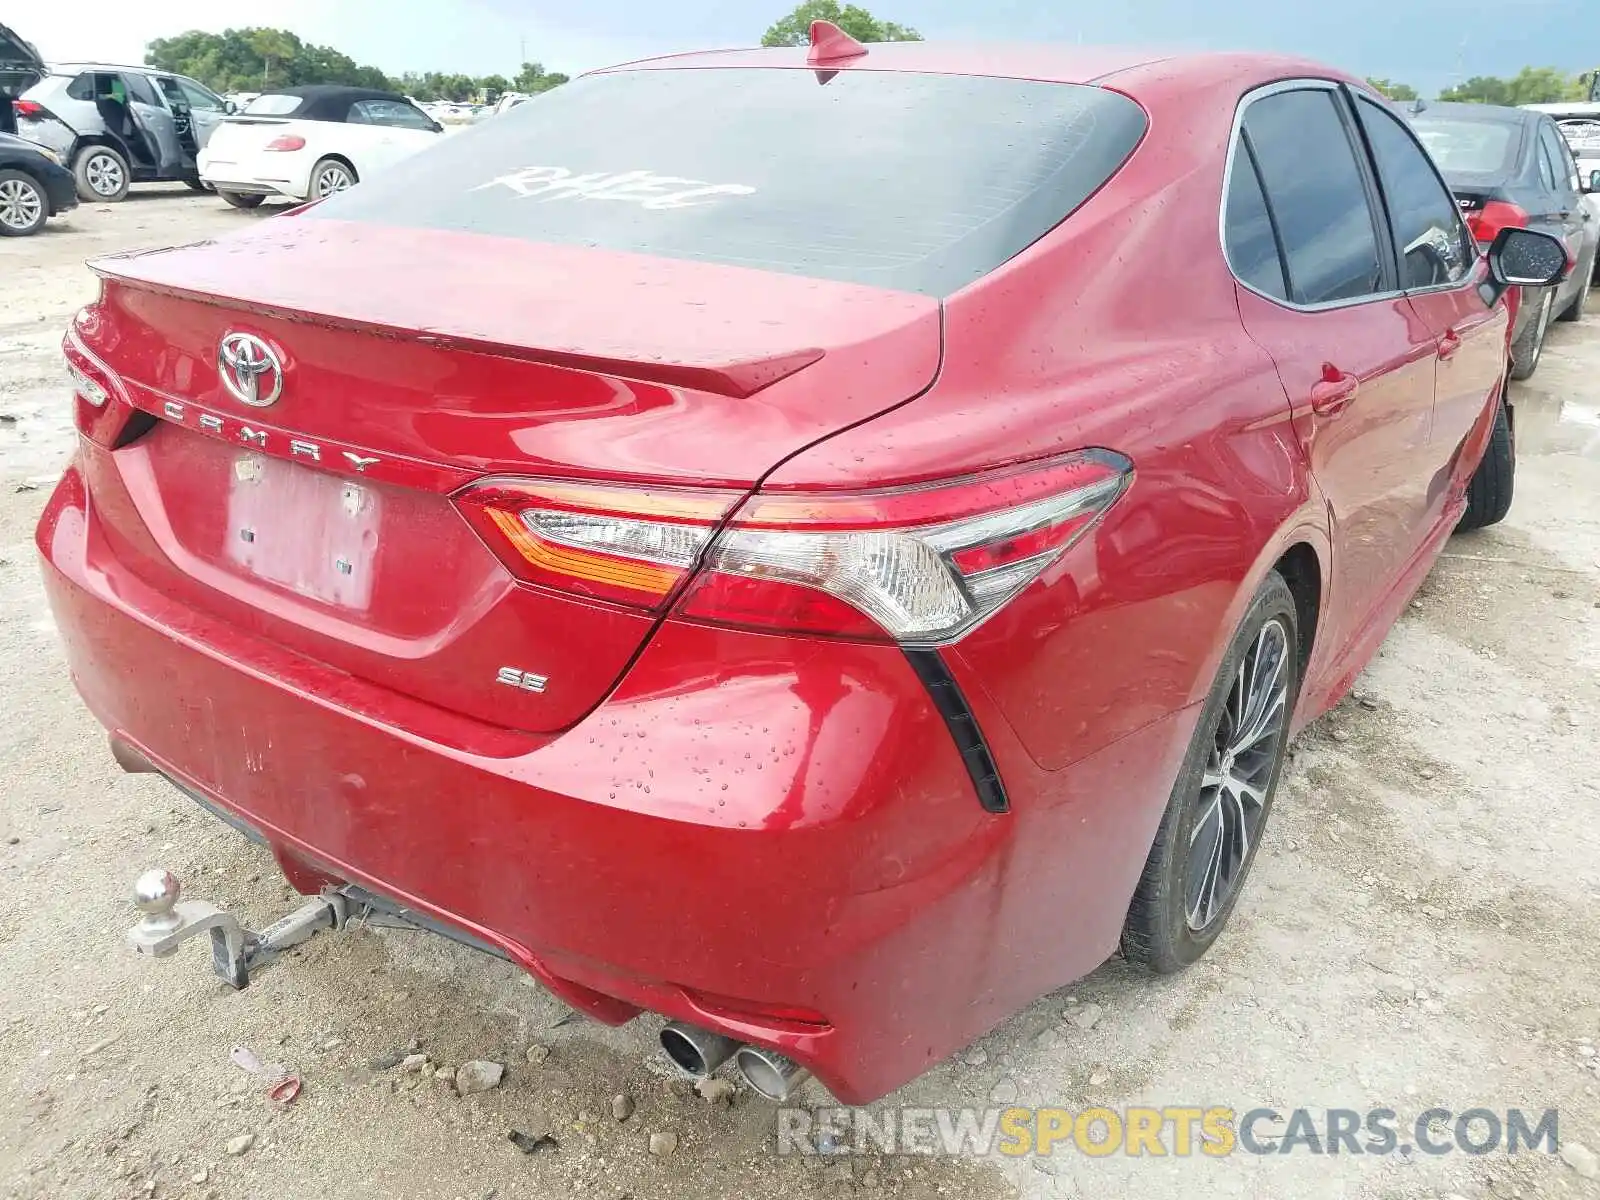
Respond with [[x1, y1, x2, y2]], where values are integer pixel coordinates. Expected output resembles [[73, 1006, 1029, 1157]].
[[2, 189, 1599, 1200]]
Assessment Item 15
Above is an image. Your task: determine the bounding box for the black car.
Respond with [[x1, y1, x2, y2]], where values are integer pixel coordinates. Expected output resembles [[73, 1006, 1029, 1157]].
[[0, 130, 76, 235], [1406, 100, 1600, 380]]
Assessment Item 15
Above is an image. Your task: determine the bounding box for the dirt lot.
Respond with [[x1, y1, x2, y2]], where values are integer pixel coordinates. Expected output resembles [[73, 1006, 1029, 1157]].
[[2, 188, 1599, 1200]]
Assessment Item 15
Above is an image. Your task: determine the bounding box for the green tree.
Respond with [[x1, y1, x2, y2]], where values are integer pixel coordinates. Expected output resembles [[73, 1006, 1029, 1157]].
[[1438, 67, 1586, 106], [145, 27, 566, 102], [146, 27, 398, 93], [761, 1, 922, 47], [1366, 78, 1419, 102], [246, 29, 297, 87], [511, 61, 569, 94]]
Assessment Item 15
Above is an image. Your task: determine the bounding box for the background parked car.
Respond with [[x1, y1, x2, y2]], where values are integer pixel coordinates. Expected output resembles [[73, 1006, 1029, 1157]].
[[198, 85, 443, 209], [1525, 100, 1600, 281], [16, 63, 232, 202], [0, 129, 76, 235], [0, 21, 46, 136], [1407, 100, 1599, 379]]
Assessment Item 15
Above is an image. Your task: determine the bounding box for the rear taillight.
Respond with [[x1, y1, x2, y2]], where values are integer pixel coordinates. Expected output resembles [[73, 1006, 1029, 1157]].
[[1467, 200, 1529, 248], [265, 134, 307, 152], [678, 450, 1131, 645], [13, 99, 45, 119], [457, 450, 1132, 645], [63, 316, 139, 446], [455, 479, 742, 609]]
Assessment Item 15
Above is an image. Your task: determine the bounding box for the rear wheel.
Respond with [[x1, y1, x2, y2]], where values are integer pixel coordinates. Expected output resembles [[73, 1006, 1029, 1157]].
[[73, 145, 130, 202], [0, 169, 48, 236], [1558, 268, 1591, 322], [183, 175, 212, 193], [1122, 572, 1299, 973], [1456, 398, 1514, 531], [1509, 288, 1554, 380], [309, 158, 357, 198], [218, 191, 265, 210]]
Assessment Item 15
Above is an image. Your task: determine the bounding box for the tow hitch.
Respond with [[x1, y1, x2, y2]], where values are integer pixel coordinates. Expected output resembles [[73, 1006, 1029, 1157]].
[[127, 868, 352, 988]]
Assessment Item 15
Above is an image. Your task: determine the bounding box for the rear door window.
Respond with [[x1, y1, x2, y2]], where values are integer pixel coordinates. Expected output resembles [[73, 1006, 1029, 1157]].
[[306, 68, 1150, 297], [1241, 88, 1387, 306], [152, 75, 185, 109], [1223, 141, 1289, 300], [1540, 122, 1580, 194], [120, 72, 160, 107], [1354, 95, 1474, 289], [1535, 134, 1558, 191]]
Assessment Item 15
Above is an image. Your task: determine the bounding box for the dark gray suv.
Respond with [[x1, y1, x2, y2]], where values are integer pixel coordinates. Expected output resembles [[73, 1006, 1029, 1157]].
[[16, 62, 232, 201]]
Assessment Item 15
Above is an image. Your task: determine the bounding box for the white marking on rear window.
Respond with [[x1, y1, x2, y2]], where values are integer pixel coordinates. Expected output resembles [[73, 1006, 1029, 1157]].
[[471, 166, 756, 209]]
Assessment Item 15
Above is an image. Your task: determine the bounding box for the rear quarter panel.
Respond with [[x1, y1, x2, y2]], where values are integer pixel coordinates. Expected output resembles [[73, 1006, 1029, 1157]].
[[771, 57, 1332, 769], [765, 58, 1334, 992]]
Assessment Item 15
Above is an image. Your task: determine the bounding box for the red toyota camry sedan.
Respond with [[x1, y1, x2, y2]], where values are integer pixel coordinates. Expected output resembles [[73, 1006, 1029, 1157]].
[[37, 30, 1566, 1103]]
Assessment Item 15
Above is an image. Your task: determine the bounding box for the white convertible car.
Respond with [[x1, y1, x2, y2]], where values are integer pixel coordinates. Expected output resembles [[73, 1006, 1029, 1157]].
[[197, 85, 443, 208]]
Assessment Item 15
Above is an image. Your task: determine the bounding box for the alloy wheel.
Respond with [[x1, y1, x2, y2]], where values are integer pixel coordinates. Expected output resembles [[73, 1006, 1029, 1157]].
[[0, 177, 44, 231], [1183, 616, 1290, 932], [314, 165, 353, 197], [86, 153, 125, 197]]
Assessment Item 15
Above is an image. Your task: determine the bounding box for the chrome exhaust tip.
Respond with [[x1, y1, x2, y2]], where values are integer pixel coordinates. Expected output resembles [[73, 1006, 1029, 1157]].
[[734, 1045, 809, 1101], [659, 1021, 740, 1077], [109, 735, 158, 774]]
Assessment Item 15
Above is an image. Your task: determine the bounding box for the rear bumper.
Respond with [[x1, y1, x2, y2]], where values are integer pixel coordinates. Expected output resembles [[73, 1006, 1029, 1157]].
[[197, 151, 309, 201], [39, 161, 76, 214], [38, 451, 1191, 1101]]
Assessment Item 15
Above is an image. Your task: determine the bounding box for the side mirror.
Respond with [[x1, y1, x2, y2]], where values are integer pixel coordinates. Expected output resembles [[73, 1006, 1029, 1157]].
[[1484, 226, 1570, 305], [223, 100, 237, 115], [1588, 169, 1600, 194]]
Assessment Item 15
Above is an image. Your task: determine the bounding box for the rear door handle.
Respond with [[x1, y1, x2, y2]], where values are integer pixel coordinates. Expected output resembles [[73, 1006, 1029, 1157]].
[[1310, 365, 1359, 417], [1438, 328, 1463, 360]]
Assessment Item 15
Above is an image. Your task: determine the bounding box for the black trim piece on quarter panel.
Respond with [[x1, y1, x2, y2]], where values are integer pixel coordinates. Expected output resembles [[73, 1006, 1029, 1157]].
[[903, 649, 1009, 815]]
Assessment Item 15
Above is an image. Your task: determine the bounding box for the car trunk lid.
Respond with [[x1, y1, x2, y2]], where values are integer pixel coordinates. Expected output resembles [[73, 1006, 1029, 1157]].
[[79, 221, 942, 734]]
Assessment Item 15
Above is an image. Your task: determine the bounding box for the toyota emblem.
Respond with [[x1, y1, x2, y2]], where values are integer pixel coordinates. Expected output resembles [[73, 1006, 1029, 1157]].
[[217, 333, 284, 408]]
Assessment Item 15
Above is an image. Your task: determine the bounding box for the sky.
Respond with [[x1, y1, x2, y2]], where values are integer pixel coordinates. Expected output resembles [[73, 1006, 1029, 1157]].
[[18, 0, 1596, 98]]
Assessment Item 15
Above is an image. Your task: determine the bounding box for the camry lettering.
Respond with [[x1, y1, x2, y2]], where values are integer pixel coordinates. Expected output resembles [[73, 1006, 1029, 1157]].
[[156, 400, 384, 476], [473, 166, 756, 209]]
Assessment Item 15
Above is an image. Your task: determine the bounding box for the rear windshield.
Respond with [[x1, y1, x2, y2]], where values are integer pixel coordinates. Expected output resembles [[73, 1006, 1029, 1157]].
[[307, 68, 1148, 296], [1409, 116, 1520, 177], [1558, 118, 1600, 156], [244, 94, 303, 115]]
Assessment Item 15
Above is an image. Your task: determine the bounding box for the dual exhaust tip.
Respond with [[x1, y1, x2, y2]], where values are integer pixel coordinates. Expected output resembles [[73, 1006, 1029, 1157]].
[[659, 1021, 808, 1102]]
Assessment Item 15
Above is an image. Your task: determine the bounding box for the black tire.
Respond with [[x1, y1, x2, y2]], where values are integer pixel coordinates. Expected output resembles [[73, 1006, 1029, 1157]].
[[1557, 254, 1590, 322], [0, 168, 49, 237], [72, 145, 130, 202], [1122, 572, 1300, 973], [1456, 398, 1514, 532], [218, 190, 265, 210], [183, 175, 212, 193], [1509, 288, 1553, 380]]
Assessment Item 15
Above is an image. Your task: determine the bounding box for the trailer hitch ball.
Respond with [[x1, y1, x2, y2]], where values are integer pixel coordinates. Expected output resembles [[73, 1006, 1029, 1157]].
[[133, 869, 183, 934]]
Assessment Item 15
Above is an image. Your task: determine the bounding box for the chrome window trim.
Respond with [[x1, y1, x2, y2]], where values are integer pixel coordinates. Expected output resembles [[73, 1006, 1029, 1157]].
[[1219, 78, 1482, 313]]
